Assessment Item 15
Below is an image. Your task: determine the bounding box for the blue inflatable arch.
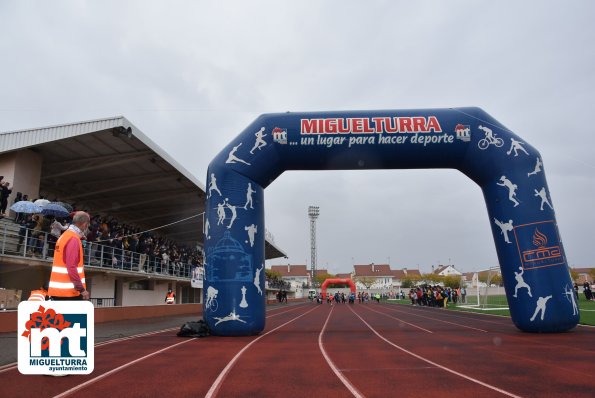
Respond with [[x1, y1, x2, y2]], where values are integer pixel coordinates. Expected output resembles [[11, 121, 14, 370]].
[[204, 107, 578, 336]]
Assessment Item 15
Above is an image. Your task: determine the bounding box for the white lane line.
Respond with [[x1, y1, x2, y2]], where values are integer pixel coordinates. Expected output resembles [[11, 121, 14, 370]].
[[379, 305, 489, 333], [349, 306, 523, 398], [318, 307, 365, 398], [205, 305, 320, 398], [95, 327, 179, 347], [361, 305, 434, 333], [398, 304, 508, 326], [266, 306, 306, 318], [52, 338, 196, 398], [0, 362, 17, 374], [1, 309, 305, 375], [0, 327, 181, 374]]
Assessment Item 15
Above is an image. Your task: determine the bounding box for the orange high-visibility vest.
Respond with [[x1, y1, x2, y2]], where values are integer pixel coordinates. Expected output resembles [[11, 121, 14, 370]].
[[28, 289, 48, 301], [166, 292, 175, 304], [48, 229, 86, 297]]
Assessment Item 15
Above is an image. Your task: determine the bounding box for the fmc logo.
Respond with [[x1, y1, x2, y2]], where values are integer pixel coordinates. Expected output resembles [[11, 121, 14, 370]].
[[514, 221, 565, 270], [18, 301, 94, 375]]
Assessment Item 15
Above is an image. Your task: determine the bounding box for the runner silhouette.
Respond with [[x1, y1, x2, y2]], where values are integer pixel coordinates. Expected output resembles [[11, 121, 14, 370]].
[[528, 157, 543, 177], [249, 127, 267, 154], [497, 176, 520, 207]]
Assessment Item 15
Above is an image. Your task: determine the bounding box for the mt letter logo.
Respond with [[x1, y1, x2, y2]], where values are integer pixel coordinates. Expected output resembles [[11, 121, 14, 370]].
[[18, 301, 94, 375]]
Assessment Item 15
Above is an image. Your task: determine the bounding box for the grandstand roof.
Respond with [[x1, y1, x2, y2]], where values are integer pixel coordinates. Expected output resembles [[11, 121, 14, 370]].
[[0, 116, 286, 259], [353, 263, 392, 276]]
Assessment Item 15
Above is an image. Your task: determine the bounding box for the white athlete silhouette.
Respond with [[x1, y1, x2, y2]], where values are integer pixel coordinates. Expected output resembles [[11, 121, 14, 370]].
[[245, 224, 257, 247], [563, 285, 578, 316], [206, 286, 218, 311], [214, 309, 247, 326], [217, 201, 226, 225], [226, 143, 251, 165], [528, 157, 543, 177], [477, 125, 504, 149], [224, 198, 238, 229], [204, 218, 211, 240], [530, 295, 552, 322], [244, 182, 256, 209], [240, 285, 248, 308], [494, 218, 514, 244], [254, 264, 263, 295], [497, 176, 520, 207], [513, 267, 532, 298], [507, 138, 529, 157], [207, 173, 222, 198], [479, 125, 495, 141], [534, 187, 553, 211], [249, 127, 267, 154]]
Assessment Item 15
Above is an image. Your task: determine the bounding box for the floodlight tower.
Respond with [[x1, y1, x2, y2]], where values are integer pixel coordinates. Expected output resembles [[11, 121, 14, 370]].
[[308, 206, 320, 288]]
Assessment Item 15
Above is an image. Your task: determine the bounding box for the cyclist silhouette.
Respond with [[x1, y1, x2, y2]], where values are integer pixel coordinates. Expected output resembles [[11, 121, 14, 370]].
[[478, 125, 504, 150], [206, 286, 219, 312]]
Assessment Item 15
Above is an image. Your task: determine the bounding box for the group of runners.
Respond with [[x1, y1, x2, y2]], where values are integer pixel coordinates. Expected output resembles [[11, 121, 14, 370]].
[[310, 291, 384, 304]]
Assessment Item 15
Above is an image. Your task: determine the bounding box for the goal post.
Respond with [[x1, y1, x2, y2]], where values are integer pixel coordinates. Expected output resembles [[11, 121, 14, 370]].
[[460, 267, 509, 311]]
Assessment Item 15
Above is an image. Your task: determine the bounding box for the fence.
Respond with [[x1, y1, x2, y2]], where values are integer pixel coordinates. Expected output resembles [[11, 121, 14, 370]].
[[459, 286, 509, 310], [90, 297, 116, 307], [0, 221, 195, 279]]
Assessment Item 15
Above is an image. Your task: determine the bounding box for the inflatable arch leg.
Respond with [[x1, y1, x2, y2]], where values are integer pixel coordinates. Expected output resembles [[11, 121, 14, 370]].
[[321, 278, 357, 299], [204, 108, 579, 336]]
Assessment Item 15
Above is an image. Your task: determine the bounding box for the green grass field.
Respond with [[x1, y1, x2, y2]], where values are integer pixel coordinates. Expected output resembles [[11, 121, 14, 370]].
[[387, 295, 595, 326]]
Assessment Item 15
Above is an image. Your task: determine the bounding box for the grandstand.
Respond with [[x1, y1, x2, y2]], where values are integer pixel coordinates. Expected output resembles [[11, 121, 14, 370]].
[[0, 116, 286, 309]]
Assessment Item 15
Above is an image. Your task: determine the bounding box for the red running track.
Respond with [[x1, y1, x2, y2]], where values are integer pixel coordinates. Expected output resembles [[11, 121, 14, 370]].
[[2, 302, 594, 398]]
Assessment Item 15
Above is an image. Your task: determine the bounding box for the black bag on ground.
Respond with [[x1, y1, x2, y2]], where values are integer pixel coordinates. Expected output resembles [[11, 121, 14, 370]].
[[177, 319, 210, 338]]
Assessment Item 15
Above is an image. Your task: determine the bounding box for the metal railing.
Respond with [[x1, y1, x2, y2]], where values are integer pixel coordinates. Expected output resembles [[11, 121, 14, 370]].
[[0, 222, 196, 279], [90, 297, 116, 307]]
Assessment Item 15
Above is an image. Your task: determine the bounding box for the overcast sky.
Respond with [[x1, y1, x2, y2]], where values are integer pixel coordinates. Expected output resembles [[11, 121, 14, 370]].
[[1, 1, 593, 275]]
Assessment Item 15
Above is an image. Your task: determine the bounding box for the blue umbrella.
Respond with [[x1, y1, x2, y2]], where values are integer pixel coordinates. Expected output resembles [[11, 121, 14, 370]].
[[10, 201, 42, 214], [40, 203, 70, 218], [53, 201, 73, 212]]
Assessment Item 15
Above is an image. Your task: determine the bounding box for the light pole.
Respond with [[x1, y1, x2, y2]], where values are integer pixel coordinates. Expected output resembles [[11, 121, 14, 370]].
[[308, 206, 320, 288]]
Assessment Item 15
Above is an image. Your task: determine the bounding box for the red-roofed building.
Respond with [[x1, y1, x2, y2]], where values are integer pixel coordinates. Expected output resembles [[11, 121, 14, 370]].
[[572, 267, 594, 284], [270, 264, 310, 297], [270, 264, 310, 285], [353, 263, 393, 290], [463, 272, 475, 286], [314, 269, 330, 278], [391, 268, 422, 289], [335, 273, 352, 280], [433, 264, 462, 277]]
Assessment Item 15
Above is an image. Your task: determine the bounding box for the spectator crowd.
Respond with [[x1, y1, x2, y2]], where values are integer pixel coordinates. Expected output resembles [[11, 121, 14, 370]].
[[10, 193, 204, 277], [408, 285, 465, 307]]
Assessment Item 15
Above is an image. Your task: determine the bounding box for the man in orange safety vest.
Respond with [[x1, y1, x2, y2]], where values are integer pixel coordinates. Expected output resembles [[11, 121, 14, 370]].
[[165, 289, 175, 304], [48, 211, 91, 301]]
